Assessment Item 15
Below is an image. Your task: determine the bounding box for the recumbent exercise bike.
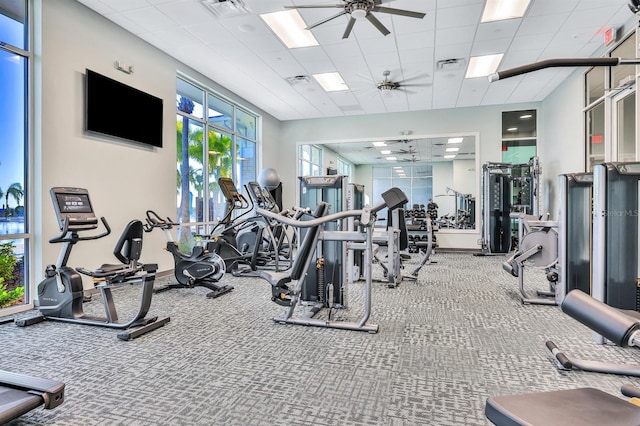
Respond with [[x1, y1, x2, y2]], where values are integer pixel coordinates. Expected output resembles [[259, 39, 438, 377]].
[[16, 187, 170, 341]]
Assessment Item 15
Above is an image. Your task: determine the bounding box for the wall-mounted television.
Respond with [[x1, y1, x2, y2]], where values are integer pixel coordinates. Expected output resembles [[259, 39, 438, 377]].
[[85, 69, 163, 148]]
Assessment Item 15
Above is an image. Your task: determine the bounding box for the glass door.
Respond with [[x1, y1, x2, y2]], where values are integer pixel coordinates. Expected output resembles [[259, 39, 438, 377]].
[[612, 89, 636, 162]]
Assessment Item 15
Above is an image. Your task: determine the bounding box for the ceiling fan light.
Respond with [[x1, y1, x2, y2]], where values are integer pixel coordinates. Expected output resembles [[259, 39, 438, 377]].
[[351, 8, 367, 19]]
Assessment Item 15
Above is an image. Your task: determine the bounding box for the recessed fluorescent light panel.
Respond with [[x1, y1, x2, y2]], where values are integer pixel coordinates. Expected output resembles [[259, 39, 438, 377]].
[[313, 72, 349, 92], [373, 142, 387, 147], [448, 137, 464, 144], [465, 54, 504, 78], [386, 156, 397, 161], [444, 154, 456, 159], [481, 0, 531, 23], [445, 147, 460, 152], [380, 150, 392, 155], [260, 10, 319, 48]]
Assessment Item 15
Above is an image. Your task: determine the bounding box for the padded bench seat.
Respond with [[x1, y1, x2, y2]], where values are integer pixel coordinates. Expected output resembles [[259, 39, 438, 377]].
[[486, 387, 640, 426], [0, 371, 65, 424]]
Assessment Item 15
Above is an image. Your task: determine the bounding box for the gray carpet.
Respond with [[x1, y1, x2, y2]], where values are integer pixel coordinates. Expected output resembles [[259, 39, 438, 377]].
[[1, 252, 637, 425]]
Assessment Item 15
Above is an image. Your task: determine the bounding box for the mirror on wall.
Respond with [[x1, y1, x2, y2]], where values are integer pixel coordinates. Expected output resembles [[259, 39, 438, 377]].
[[310, 133, 478, 232]]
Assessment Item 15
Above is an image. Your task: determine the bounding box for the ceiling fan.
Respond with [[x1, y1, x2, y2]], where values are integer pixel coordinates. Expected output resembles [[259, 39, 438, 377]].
[[375, 70, 431, 95], [285, 0, 426, 39]]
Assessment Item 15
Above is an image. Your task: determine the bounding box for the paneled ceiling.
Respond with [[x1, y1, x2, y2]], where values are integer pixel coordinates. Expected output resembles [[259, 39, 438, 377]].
[[75, 0, 633, 123]]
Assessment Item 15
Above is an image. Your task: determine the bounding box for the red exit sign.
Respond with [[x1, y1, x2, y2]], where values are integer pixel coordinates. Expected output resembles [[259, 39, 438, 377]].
[[604, 27, 617, 46]]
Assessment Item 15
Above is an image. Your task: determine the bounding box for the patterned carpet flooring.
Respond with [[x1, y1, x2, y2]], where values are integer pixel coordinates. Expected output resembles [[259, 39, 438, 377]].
[[1, 252, 638, 425]]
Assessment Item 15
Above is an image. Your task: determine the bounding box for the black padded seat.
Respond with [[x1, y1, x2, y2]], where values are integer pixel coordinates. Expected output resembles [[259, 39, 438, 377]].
[[486, 387, 640, 426], [0, 371, 65, 424]]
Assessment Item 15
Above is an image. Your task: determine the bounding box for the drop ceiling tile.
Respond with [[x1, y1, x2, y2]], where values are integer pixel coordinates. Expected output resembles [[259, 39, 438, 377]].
[[118, 6, 179, 32], [563, 6, 630, 31], [434, 42, 472, 62], [435, 5, 483, 29], [475, 20, 520, 41], [392, 12, 435, 35], [510, 33, 555, 51], [156, 1, 214, 26], [396, 31, 435, 50], [482, 76, 523, 104], [527, 0, 580, 16], [470, 37, 512, 56], [436, 25, 476, 46], [518, 14, 569, 36]]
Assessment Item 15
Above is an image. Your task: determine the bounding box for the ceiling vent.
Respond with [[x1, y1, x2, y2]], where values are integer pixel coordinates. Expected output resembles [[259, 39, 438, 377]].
[[286, 75, 312, 85], [201, 0, 251, 18], [436, 58, 465, 71]]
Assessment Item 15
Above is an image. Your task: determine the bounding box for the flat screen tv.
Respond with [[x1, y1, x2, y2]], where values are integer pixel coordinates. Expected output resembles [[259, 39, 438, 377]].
[[85, 69, 163, 148]]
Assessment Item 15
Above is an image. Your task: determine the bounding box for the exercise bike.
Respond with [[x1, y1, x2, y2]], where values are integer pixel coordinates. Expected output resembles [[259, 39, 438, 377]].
[[15, 187, 170, 341], [143, 210, 232, 299]]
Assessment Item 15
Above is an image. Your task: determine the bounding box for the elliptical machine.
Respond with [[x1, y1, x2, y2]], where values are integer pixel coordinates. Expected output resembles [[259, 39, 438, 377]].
[[143, 210, 232, 299], [15, 187, 170, 341]]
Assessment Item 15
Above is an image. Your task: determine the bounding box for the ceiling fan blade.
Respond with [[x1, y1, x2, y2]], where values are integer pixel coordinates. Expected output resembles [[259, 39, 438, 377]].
[[285, 5, 344, 9], [307, 11, 348, 29], [372, 6, 426, 19], [342, 17, 356, 39], [366, 13, 390, 36], [399, 72, 431, 84]]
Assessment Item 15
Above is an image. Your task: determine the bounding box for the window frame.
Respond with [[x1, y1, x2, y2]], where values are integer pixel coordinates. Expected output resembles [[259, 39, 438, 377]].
[[176, 74, 260, 234]]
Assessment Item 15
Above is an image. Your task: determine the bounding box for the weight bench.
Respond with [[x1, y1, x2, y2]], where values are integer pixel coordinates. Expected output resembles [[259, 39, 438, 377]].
[[0, 370, 64, 424], [486, 289, 640, 425]]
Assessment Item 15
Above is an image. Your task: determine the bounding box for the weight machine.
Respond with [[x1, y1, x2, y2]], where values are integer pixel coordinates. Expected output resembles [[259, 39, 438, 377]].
[[481, 158, 540, 254], [257, 187, 407, 333]]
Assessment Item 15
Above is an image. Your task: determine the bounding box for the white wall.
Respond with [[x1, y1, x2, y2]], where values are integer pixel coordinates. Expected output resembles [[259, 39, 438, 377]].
[[36, 0, 281, 289], [539, 71, 587, 218]]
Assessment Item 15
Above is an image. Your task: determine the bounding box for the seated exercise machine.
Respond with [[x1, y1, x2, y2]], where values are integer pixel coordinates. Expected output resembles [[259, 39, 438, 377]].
[[143, 210, 232, 299], [485, 289, 640, 425], [502, 213, 559, 305], [16, 187, 169, 341], [255, 187, 408, 333], [372, 207, 413, 287], [547, 289, 640, 377], [0, 370, 64, 424]]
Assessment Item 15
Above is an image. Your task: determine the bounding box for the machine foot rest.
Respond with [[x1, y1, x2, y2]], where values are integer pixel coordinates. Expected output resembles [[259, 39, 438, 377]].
[[205, 285, 234, 299], [15, 315, 46, 327], [117, 316, 170, 341]]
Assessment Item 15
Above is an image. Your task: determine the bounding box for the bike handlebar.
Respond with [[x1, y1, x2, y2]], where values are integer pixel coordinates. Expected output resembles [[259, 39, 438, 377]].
[[49, 216, 111, 243], [143, 210, 176, 232]]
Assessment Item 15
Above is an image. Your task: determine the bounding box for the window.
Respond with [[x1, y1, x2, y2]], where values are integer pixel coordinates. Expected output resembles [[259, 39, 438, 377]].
[[501, 110, 537, 164], [299, 144, 322, 176], [176, 77, 259, 238], [372, 164, 433, 209], [584, 31, 637, 169], [337, 158, 351, 177], [0, 0, 29, 314]]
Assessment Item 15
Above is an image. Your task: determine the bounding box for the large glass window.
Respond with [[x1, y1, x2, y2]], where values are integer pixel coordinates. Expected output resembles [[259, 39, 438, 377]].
[[372, 164, 433, 208], [176, 77, 259, 239], [0, 0, 29, 314], [584, 30, 637, 169], [299, 145, 322, 176], [586, 102, 605, 169], [501, 110, 537, 164]]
